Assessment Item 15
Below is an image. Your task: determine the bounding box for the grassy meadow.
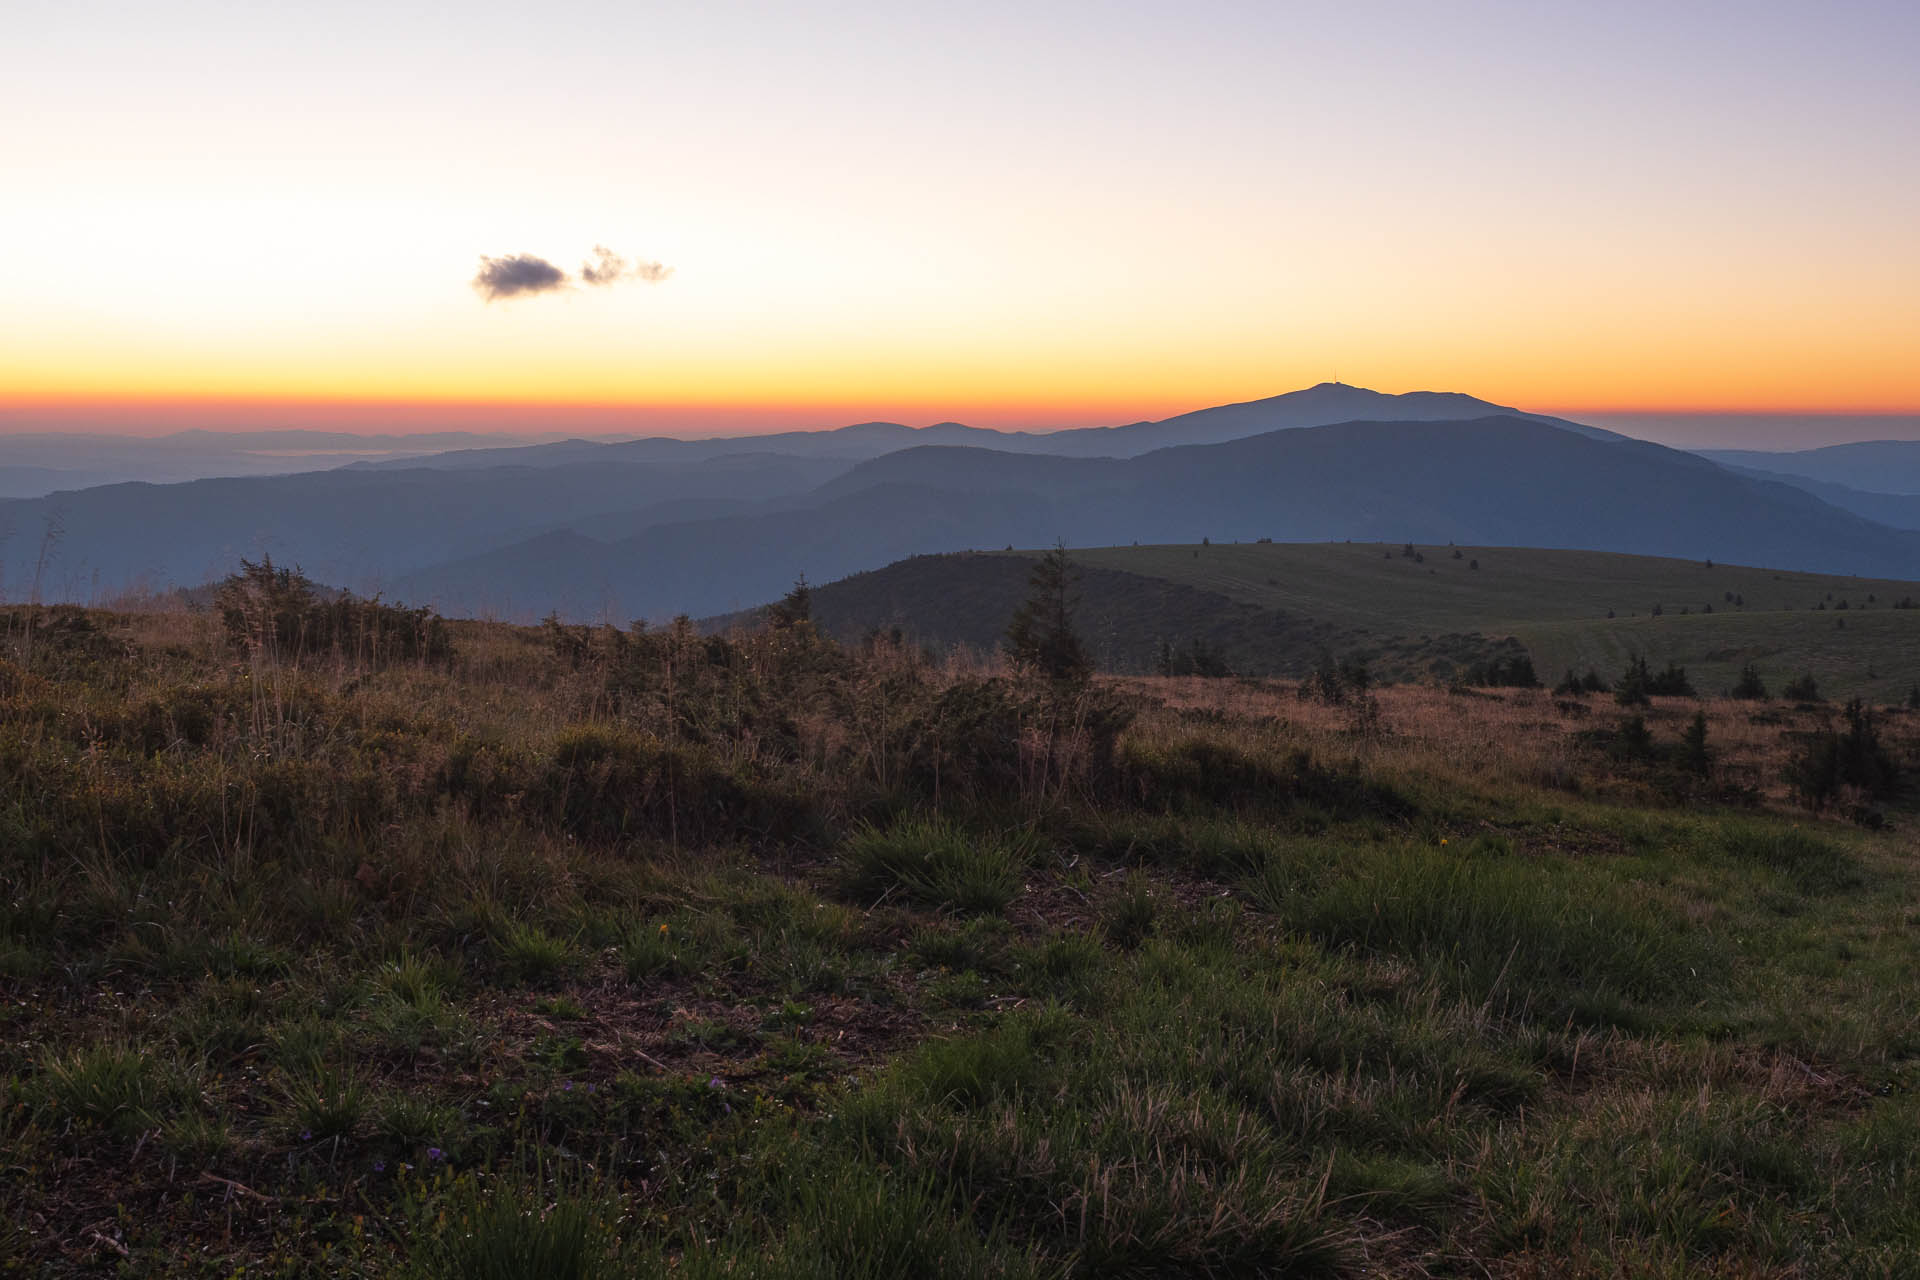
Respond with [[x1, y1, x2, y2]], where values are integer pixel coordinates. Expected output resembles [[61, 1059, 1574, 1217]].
[[1066, 542, 1920, 701], [3, 584, 1919, 1277]]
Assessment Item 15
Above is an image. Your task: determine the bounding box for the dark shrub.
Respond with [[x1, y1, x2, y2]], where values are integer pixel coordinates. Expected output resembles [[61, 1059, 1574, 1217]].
[[1646, 662, 1695, 697], [1616, 714, 1654, 762], [1682, 712, 1710, 777], [1554, 668, 1609, 695], [1123, 739, 1408, 820], [1787, 699, 1898, 812], [218, 557, 451, 668], [1615, 657, 1652, 707], [1782, 674, 1823, 704], [1462, 652, 1539, 688], [1730, 663, 1769, 700], [531, 726, 818, 846], [1616, 656, 1693, 704], [1004, 545, 1091, 685]]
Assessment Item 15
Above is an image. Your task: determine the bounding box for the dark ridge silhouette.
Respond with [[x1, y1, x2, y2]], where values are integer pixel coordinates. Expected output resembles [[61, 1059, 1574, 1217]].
[[354, 382, 1618, 473], [393, 415, 1920, 621], [1699, 441, 1920, 495], [7, 389, 1918, 619], [1713, 466, 1920, 531]]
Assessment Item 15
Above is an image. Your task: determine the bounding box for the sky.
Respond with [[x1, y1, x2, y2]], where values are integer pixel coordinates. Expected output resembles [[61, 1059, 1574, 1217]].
[[5, 0, 1917, 446]]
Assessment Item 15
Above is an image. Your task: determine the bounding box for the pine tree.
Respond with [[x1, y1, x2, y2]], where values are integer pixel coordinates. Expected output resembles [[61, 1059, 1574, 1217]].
[[1004, 544, 1091, 684], [1682, 711, 1710, 776], [766, 574, 813, 628]]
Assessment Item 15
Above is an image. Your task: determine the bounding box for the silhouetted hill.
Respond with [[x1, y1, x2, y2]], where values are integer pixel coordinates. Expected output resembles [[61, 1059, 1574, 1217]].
[[13, 391, 1920, 619], [354, 421, 1024, 471], [394, 484, 1068, 622], [0, 453, 853, 600], [1700, 441, 1920, 495], [1713, 466, 1920, 531], [358, 382, 1623, 473], [1024, 382, 1624, 456], [0, 428, 559, 496], [811, 448, 1130, 500], [394, 415, 1920, 620], [732, 551, 1361, 675], [751, 540, 1920, 697]]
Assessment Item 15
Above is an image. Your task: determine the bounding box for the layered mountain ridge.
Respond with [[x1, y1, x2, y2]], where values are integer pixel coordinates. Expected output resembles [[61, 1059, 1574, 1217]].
[[3, 385, 1914, 620]]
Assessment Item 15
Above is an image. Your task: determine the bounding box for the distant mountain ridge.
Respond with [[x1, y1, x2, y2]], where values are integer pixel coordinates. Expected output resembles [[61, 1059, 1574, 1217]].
[[394, 414, 1920, 620], [1712, 465, 1920, 532], [6, 384, 1917, 619], [354, 382, 1621, 473], [1698, 441, 1920, 496], [0, 428, 580, 497]]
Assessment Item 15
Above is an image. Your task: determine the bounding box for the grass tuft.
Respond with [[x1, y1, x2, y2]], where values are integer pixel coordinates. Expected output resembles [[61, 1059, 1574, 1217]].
[[35, 1043, 167, 1136], [405, 1170, 619, 1280], [1101, 871, 1159, 950], [839, 817, 1028, 914], [493, 920, 578, 985], [280, 1060, 367, 1141]]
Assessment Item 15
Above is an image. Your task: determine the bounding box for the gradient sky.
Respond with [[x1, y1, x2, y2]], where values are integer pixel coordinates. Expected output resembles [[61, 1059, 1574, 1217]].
[[5, 0, 1917, 442]]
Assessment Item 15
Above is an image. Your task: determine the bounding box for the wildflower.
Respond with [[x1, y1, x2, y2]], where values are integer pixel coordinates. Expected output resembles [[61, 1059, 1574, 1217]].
[[373, 1159, 386, 1173], [708, 1076, 723, 1089], [659, 923, 669, 936], [427, 1147, 443, 1162], [562, 1080, 573, 1091], [300, 1129, 313, 1141], [1439, 838, 1449, 846], [586, 1084, 597, 1094]]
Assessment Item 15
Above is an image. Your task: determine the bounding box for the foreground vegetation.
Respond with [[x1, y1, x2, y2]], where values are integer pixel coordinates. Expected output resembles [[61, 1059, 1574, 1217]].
[[3, 581, 1919, 1276]]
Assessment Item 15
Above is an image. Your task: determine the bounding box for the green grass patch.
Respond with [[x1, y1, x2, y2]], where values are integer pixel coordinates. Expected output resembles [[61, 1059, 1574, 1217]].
[[1243, 839, 1713, 1022], [838, 817, 1029, 914]]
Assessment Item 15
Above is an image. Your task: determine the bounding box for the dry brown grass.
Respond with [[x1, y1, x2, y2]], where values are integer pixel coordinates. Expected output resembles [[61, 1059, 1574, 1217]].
[[1116, 674, 1920, 814], [68, 601, 1920, 827]]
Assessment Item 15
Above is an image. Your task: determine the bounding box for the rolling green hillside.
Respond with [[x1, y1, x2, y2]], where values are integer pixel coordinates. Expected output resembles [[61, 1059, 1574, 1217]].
[[800, 542, 1920, 700], [1074, 542, 1920, 700], [757, 552, 1525, 684]]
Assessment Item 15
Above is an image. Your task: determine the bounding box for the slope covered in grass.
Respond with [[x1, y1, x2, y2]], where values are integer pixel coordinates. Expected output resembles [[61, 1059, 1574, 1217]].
[[3, 602, 1918, 1275], [797, 542, 1920, 699], [1073, 541, 1920, 701]]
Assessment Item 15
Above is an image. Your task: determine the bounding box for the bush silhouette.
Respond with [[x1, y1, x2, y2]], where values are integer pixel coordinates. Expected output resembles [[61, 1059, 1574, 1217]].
[[217, 557, 451, 668], [1730, 663, 1769, 700], [1787, 699, 1897, 812], [1555, 668, 1608, 695], [1782, 674, 1823, 703], [1004, 545, 1091, 685], [1682, 712, 1710, 777]]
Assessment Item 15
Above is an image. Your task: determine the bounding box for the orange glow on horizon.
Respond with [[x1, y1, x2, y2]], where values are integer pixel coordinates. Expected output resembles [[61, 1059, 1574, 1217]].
[[7, 385, 1919, 444]]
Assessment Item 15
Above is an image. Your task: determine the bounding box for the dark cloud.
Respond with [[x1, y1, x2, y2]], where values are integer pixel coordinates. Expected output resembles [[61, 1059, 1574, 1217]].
[[581, 245, 674, 287], [473, 253, 569, 301], [579, 245, 626, 286], [474, 246, 674, 302]]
